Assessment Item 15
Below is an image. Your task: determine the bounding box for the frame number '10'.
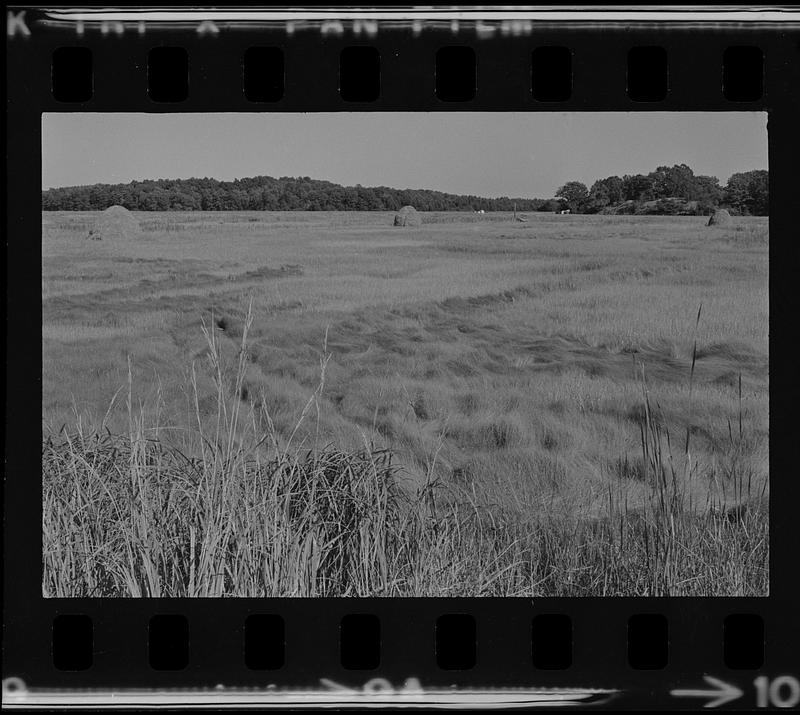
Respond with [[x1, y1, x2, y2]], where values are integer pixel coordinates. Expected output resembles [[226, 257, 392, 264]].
[[754, 676, 800, 708]]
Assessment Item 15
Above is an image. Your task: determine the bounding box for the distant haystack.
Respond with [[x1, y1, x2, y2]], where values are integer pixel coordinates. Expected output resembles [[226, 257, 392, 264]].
[[87, 205, 141, 241], [393, 205, 422, 227], [707, 209, 732, 227]]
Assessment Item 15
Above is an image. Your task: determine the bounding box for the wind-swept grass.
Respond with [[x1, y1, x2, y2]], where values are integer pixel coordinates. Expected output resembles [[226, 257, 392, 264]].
[[43, 303, 768, 597]]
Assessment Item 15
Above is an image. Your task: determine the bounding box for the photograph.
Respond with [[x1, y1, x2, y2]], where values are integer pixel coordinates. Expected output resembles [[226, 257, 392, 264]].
[[41, 111, 768, 597]]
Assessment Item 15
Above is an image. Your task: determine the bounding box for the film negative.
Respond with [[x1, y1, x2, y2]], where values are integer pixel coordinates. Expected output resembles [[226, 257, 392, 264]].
[[5, 5, 800, 710]]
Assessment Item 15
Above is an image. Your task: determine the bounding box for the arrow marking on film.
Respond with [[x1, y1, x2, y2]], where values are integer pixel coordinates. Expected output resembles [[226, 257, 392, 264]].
[[671, 675, 743, 708]]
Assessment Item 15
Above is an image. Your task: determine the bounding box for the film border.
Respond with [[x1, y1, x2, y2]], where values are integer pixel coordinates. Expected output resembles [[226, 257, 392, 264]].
[[5, 6, 799, 710]]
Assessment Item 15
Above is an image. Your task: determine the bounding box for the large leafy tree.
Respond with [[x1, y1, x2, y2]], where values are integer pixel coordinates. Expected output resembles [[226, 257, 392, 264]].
[[588, 176, 625, 208], [622, 174, 654, 201], [725, 170, 768, 215], [556, 181, 589, 212], [693, 175, 724, 208], [648, 164, 696, 200]]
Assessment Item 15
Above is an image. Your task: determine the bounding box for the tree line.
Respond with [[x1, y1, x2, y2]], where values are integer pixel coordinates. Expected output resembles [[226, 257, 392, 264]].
[[41, 175, 546, 213], [42, 165, 768, 215], [555, 165, 768, 216]]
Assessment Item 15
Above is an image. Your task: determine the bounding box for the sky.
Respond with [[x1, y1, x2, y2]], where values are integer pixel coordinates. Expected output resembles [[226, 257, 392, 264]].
[[42, 112, 768, 198]]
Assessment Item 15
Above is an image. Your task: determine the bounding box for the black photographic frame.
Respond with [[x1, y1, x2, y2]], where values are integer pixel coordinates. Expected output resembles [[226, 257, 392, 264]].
[[5, 7, 799, 709]]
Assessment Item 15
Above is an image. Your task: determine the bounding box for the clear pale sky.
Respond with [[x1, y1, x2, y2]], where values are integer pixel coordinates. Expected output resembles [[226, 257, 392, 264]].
[[42, 112, 767, 198]]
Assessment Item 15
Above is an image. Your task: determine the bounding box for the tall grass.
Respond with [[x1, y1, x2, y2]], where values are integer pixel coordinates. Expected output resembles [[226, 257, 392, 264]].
[[42, 304, 768, 597]]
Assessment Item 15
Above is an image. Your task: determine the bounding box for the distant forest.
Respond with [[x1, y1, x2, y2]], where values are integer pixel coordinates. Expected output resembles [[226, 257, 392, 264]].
[[42, 165, 768, 216], [41, 176, 543, 213]]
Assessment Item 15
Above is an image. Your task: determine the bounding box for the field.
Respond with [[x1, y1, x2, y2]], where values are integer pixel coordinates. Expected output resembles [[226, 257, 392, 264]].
[[42, 210, 769, 597]]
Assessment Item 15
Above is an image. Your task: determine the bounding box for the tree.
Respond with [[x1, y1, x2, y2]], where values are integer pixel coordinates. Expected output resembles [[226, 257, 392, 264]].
[[693, 175, 723, 209], [648, 164, 696, 200], [725, 170, 768, 215], [556, 181, 589, 212], [622, 174, 654, 201], [588, 176, 625, 209]]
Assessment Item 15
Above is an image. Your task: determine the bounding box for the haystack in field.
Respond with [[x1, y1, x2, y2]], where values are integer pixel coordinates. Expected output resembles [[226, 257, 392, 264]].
[[707, 209, 732, 227], [87, 205, 141, 241], [393, 205, 422, 227]]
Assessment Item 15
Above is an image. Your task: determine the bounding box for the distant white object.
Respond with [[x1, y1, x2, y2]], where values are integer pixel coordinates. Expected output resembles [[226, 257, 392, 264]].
[[479, 209, 485, 214], [560, 209, 571, 215]]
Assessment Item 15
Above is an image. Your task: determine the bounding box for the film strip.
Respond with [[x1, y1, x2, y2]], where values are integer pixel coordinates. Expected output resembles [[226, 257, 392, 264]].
[[5, 5, 800, 710]]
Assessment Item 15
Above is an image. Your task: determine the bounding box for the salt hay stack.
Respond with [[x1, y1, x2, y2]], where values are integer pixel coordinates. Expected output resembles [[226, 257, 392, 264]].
[[87, 205, 142, 241], [707, 208, 732, 227], [393, 205, 422, 227]]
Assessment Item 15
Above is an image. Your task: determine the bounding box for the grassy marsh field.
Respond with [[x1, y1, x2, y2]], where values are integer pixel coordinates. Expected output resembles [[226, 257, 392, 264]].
[[42, 210, 769, 596]]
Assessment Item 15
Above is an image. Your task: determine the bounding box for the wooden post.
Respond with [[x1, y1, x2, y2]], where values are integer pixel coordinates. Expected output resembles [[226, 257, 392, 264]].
[[513, 202, 517, 221]]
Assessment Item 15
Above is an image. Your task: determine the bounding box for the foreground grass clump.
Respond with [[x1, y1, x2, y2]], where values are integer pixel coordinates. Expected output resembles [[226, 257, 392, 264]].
[[43, 433, 404, 597], [42, 426, 768, 597]]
